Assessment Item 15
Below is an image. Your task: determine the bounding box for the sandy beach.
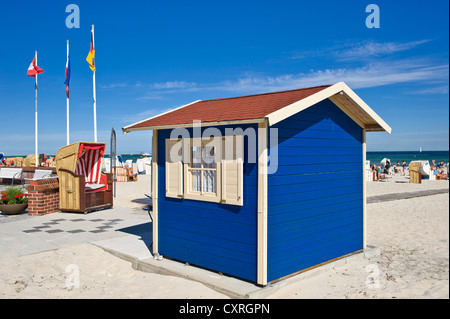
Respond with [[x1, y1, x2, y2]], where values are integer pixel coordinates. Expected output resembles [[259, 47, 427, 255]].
[[0, 173, 448, 299]]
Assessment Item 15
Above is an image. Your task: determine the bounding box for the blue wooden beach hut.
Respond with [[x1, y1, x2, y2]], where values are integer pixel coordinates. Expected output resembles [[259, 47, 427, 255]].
[[123, 82, 391, 285]]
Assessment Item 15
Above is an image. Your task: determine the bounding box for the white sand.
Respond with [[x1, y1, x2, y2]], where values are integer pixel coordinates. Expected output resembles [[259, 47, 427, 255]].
[[269, 175, 449, 299], [0, 174, 448, 299], [0, 243, 227, 299]]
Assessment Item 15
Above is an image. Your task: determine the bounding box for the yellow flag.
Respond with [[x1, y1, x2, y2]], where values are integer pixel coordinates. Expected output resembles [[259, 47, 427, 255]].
[[86, 30, 96, 71]]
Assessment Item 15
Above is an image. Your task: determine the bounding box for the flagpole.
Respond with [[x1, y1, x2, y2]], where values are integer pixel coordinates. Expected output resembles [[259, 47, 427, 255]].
[[66, 40, 70, 145], [35, 51, 39, 167], [92, 24, 97, 142]]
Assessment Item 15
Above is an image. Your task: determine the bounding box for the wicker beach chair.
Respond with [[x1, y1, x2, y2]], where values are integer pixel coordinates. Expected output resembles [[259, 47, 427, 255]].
[[55, 142, 113, 213]]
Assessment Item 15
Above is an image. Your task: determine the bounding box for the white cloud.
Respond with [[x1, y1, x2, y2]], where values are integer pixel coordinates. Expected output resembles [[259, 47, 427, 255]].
[[100, 83, 129, 89], [336, 39, 431, 61], [207, 59, 449, 94], [289, 39, 432, 62], [412, 85, 449, 95], [135, 81, 199, 100], [118, 107, 176, 124], [136, 94, 166, 101], [129, 61, 449, 103], [131, 40, 447, 106], [152, 81, 197, 90], [100, 81, 197, 91]]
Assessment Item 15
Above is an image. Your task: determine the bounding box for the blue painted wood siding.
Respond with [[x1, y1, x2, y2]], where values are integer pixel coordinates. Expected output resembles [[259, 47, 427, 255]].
[[267, 98, 364, 282], [157, 124, 258, 282]]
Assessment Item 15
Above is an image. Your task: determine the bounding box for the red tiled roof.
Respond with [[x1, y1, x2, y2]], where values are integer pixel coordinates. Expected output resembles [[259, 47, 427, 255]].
[[128, 84, 331, 129]]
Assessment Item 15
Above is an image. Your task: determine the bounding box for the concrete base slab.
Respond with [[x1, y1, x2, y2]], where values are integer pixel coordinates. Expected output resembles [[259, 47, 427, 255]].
[[93, 234, 153, 270], [97, 236, 381, 299], [136, 256, 258, 299], [247, 246, 380, 299]]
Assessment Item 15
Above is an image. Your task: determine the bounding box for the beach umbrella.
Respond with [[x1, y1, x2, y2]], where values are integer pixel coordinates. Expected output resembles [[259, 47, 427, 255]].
[[380, 158, 390, 166]]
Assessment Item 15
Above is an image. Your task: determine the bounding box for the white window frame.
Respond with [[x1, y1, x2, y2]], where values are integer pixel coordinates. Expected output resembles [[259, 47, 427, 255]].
[[183, 137, 222, 203], [164, 135, 244, 206]]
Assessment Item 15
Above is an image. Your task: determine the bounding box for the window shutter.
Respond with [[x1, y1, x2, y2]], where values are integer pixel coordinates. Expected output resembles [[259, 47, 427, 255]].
[[165, 139, 183, 198], [221, 135, 243, 206]]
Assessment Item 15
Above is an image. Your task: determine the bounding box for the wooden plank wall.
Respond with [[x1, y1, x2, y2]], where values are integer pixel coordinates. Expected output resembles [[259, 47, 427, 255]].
[[267, 98, 364, 282], [157, 124, 259, 282]]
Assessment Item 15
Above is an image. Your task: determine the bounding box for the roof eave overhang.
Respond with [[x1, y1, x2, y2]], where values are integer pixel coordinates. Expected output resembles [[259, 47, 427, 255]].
[[122, 100, 202, 134], [122, 82, 392, 135], [122, 118, 267, 133], [266, 82, 392, 134]]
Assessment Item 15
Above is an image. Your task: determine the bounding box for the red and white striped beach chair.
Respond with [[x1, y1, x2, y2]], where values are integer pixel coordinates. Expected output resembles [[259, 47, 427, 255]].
[[56, 142, 113, 213]]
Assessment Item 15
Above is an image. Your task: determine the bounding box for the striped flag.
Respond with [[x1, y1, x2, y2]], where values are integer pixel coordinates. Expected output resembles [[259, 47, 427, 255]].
[[64, 53, 71, 98], [86, 29, 96, 71]]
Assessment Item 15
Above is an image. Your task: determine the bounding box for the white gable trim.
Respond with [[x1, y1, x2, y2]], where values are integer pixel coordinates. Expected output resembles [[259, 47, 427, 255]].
[[339, 82, 392, 134], [123, 118, 266, 132], [122, 100, 202, 134], [266, 82, 392, 134]]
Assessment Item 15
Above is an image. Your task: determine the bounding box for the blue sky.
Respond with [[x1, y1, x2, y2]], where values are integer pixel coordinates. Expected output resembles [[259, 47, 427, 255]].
[[0, 0, 448, 155]]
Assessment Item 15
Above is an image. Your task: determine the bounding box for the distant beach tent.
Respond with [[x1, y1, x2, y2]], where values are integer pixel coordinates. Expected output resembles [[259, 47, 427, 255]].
[[380, 158, 390, 166], [123, 81, 391, 285]]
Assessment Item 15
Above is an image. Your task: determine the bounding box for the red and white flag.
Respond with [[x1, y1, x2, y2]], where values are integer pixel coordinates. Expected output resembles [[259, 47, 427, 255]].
[[27, 57, 44, 77]]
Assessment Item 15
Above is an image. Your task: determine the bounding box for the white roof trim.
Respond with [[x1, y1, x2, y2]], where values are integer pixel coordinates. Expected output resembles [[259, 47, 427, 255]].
[[122, 100, 202, 134], [266, 82, 392, 134], [339, 82, 392, 134], [122, 118, 266, 132], [123, 82, 391, 135]]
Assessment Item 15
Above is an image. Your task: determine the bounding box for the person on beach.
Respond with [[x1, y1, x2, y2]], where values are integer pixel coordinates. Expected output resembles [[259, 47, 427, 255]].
[[372, 165, 386, 181], [379, 165, 388, 181], [370, 164, 376, 181], [384, 160, 391, 174], [436, 161, 448, 180], [402, 160, 407, 176], [392, 164, 398, 174]]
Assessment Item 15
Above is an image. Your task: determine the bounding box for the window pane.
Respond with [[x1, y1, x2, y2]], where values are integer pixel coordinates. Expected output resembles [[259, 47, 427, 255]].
[[192, 146, 201, 168], [202, 146, 216, 169], [192, 170, 201, 192], [203, 170, 216, 193]]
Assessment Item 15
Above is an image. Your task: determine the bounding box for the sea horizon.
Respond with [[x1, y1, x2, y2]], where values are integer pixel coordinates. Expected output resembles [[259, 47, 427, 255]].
[[3, 150, 449, 167]]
